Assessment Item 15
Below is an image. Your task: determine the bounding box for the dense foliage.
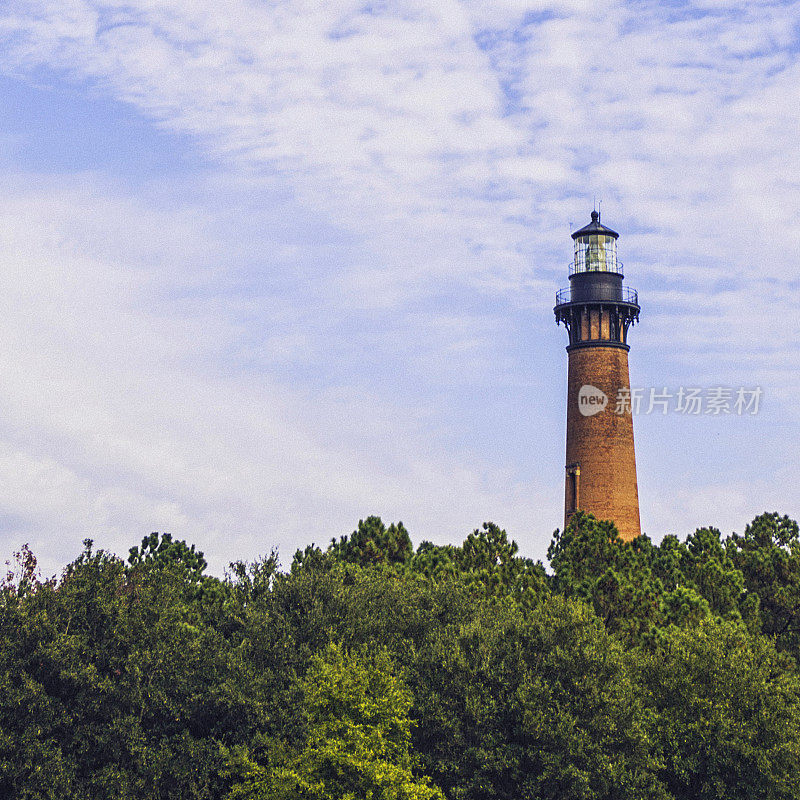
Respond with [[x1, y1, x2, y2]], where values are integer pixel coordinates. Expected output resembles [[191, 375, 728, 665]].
[[1, 512, 800, 799]]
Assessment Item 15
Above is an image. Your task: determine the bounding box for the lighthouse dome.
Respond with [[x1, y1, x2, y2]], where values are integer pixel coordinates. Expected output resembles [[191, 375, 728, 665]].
[[571, 210, 619, 240]]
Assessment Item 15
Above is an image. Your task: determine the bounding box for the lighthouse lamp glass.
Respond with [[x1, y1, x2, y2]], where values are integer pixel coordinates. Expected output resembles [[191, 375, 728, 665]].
[[573, 234, 618, 273]]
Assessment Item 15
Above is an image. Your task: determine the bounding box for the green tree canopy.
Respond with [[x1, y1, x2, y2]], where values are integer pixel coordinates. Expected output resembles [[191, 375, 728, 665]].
[[328, 517, 414, 567], [728, 512, 800, 659], [226, 643, 443, 800], [641, 619, 800, 800], [128, 532, 208, 582], [2, 511, 800, 799]]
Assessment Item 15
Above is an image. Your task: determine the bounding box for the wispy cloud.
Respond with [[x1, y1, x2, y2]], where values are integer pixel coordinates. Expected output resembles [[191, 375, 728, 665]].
[[0, 0, 798, 569], [0, 174, 548, 573]]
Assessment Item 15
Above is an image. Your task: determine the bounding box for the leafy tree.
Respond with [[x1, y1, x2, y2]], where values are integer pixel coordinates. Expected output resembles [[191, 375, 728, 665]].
[[4, 511, 800, 800], [548, 513, 758, 641], [251, 552, 658, 799], [328, 516, 414, 568], [227, 551, 281, 604], [1, 543, 51, 598], [672, 526, 755, 627], [412, 523, 549, 608], [659, 584, 711, 627], [409, 540, 460, 579], [728, 512, 800, 658], [226, 642, 443, 800], [289, 544, 332, 575], [407, 592, 669, 800], [547, 513, 663, 640], [641, 620, 800, 800], [0, 540, 273, 799], [128, 532, 208, 582]]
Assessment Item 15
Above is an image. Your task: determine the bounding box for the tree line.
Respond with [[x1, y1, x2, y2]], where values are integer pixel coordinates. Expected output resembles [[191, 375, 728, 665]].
[[1, 511, 799, 799]]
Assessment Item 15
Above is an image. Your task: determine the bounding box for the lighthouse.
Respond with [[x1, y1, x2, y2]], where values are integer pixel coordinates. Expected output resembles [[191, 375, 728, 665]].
[[554, 211, 641, 541]]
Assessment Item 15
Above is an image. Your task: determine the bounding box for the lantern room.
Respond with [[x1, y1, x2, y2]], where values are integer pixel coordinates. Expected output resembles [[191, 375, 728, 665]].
[[571, 210, 621, 275]]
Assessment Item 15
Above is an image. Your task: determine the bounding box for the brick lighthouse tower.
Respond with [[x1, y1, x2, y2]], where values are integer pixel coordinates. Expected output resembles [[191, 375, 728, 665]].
[[554, 211, 641, 541]]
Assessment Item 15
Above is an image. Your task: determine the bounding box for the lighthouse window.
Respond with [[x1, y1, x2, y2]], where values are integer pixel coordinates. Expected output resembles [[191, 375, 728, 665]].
[[574, 235, 617, 273]]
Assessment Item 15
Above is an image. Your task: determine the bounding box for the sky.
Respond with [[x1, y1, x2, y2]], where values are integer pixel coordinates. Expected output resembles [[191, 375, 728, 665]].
[[0, 0, 798, 576]]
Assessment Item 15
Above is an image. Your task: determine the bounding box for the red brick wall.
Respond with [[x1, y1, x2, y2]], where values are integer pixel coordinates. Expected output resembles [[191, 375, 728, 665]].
[[564, 345, 641, 541]]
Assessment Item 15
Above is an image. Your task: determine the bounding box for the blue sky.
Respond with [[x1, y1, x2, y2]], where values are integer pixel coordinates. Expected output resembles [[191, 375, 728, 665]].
[[0, 0, 798, 575]]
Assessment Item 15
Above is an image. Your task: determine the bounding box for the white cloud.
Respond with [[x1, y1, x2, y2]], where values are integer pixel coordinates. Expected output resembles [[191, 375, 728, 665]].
[[0, 0, 798, 568], [0, 175, 554, 574]]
